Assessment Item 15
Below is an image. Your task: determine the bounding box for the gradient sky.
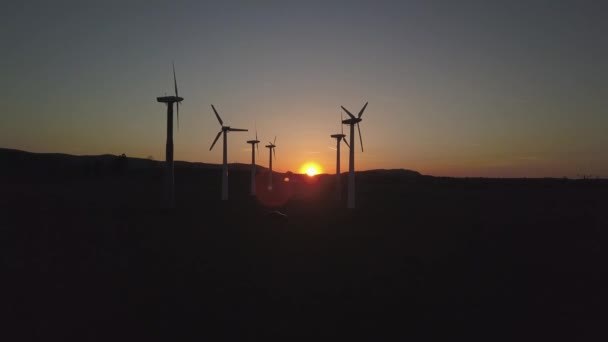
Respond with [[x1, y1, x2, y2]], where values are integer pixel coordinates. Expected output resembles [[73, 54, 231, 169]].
[[2, 0, 607, 177]]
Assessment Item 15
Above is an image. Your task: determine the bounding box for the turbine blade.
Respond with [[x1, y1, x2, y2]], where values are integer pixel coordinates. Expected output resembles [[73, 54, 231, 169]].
[[273, 136, 276, 145], [273, 148, 276, 161], [211, 105, 223, 125], [255, 122, 258, 140], [229, 128, 248, 132], [343, 136, 350, 148], [173, 63, 180, 131], [173, 62, 178, 98], [176, 102, 180, 131], [341, 106, 356, 119], [357, 101, 368, 118], [209, 131, 222, 151], [256, 143, 259, 157], [341, 112, 344, 134], [357, 122, 364, 152]]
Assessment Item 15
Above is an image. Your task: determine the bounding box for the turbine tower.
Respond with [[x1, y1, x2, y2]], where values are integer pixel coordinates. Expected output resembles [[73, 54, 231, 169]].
[[341, 102, 368, 209], [156, 63, 183, 208], [246, 127, 260, 196], [330, 112, 350, 200], [209, 105, 248, 200], [265, 137, 277, 191]]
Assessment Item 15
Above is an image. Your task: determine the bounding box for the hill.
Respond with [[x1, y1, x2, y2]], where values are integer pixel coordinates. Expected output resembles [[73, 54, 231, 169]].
[[0, 147, 424, 183], [0, 147, 263, 175]]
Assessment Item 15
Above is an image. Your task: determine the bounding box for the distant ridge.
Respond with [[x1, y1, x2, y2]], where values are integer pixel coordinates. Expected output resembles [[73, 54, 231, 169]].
[[356, 168, 422, 177], [0, 147, 265, 173], [0, 148, 426, 177], [2, 147, 603, 182]]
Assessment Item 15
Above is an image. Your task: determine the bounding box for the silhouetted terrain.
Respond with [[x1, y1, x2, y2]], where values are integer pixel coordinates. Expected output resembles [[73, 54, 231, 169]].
[[2, 148, 606, 341]]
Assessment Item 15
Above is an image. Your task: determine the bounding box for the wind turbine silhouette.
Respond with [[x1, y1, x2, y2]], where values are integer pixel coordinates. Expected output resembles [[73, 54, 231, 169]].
[[246, 124, 260, 196], [265, 137, 277, 191], [341, 102, 368, 209], [330, 112, 350, 200], [209, 105, 247, 200], [156, 63, 183, 208]]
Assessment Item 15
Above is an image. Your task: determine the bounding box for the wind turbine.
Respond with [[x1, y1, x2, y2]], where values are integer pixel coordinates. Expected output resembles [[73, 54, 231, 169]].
[[341, 102, 368, 209], [265, 137, 277, 191], [209, 105, 248, 200], [156, 63, 183, 208], [330, 112, 350, 200], [246, 125, 260, 196]]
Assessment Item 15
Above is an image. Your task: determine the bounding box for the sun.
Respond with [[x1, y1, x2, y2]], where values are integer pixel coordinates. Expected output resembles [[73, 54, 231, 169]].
[[300, 162, 323, 177], [306, 167, 318, 177]]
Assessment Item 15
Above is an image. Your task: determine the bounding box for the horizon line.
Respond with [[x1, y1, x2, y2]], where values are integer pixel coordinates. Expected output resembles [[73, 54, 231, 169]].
[[1, 146, 605, 180]]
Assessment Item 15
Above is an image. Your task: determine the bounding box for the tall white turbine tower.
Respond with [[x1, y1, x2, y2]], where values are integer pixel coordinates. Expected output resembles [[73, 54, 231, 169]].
[[209, 105, 248, 200], [341, 102, 368, 209], [330, 113, 350, 200], [156, 63, 183, 208], [265, 137, 277, 190], [246, 127, 260, 196]]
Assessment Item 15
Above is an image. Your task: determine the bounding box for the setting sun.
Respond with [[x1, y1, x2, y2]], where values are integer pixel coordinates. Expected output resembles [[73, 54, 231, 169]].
[[300, 162, 323, 177]]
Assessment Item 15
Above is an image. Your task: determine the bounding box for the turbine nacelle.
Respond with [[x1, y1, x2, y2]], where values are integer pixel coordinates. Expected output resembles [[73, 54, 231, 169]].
[[265, 142, 276, 162], [341, 117, 362, 125], [248, 126, 261, 156], [156, 96, 184, 104], [266, 136, 277, 149], [157, 62, 183, 129]]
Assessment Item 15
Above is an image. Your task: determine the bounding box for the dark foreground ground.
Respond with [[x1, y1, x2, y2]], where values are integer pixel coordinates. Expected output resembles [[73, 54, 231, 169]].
[[2, 151, 607, 341]]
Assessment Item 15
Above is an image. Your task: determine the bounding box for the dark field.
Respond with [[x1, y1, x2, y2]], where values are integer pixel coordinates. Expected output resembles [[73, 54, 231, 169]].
[[2, 150, 607, 341]]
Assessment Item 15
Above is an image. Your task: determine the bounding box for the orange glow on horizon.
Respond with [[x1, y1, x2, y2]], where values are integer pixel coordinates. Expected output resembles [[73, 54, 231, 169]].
[[299, 162, 323, 177]]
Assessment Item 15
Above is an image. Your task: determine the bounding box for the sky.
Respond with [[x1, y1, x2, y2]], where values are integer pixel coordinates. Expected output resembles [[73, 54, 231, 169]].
[[1, 0, 607, 177]]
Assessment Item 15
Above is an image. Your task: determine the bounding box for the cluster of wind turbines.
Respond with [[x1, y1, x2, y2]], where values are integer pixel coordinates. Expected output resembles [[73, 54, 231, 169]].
[[208, 104, 278, 200], [156, 65, 367, 209], [330, 102, 368, 209]]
